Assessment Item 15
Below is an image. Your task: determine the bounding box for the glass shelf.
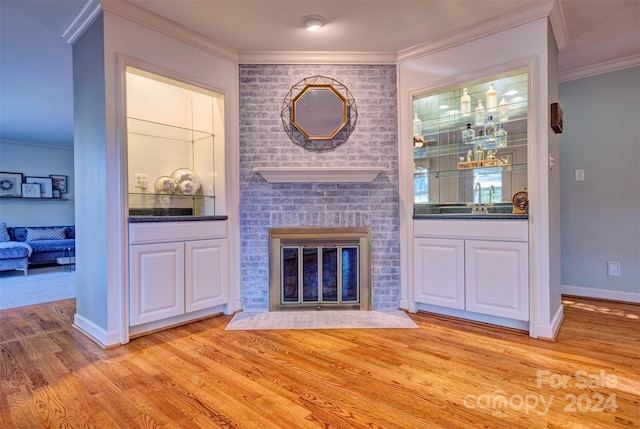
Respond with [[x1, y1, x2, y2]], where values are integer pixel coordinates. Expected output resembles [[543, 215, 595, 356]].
[[412, 69, 528, 207], [127, 117, 214, 143]]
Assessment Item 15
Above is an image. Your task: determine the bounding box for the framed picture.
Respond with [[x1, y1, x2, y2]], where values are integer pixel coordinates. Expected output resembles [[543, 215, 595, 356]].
[[0, 172, 23, 197], [25, 176, 53, 198], [21, 183, 41, 198], [50, 174, 68, 194]]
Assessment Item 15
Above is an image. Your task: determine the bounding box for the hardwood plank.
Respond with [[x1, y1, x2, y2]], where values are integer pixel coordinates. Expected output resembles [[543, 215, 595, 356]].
[[0, 296, 638, 428]]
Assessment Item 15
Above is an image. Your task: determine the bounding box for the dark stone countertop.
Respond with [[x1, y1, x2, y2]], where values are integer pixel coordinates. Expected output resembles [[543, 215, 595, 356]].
[[129, 215, 228, 223], [414, 213, 528, 220]]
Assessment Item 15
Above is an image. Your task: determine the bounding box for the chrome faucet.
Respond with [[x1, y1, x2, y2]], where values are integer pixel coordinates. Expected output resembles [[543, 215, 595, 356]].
[[489, 185, 495, 205], [473, 182, 486, 213]]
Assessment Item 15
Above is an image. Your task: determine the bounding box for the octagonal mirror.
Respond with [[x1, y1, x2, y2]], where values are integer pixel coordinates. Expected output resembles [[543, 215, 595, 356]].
[[292, 84, 347, 140], [281, 75, 358, 152]]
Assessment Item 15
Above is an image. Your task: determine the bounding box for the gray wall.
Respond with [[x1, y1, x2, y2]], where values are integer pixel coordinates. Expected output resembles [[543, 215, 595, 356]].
[[0, 140, 74, 226], [239, 65, 399, 311], [559, 66, 640, 298]]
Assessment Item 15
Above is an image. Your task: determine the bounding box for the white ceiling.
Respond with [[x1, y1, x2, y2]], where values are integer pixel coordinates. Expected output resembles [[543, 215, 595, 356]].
[[1, 0, 638, 146]]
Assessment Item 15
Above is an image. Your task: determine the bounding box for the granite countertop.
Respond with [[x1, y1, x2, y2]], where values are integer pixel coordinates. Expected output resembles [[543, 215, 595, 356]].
[[129, 215, 228, 223], [413, 213, 528, 220]]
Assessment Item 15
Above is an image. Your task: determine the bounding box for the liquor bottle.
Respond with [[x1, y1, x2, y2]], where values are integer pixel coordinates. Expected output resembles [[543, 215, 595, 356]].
[[486, 82, 497, 112], [498, 96, 509, 121], [460, 88, 471, 116], [475, 100, 485, 126], [475, 129, 486, 148], [484, 115, 495, 139], [413, 114, 422, 137], [495, 123, 508, 148], [462, 122, 475, 144]]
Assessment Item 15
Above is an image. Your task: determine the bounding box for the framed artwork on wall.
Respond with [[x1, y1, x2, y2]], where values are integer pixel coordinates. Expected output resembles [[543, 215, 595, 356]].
[[21, 183, 41, 198], [25, 176, 53, 198], [0, 172, 23, 197], [50, 174, 68, 194]]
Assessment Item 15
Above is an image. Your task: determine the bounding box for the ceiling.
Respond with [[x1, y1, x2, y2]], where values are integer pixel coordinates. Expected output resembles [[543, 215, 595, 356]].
[[1, 0, 638, 147]]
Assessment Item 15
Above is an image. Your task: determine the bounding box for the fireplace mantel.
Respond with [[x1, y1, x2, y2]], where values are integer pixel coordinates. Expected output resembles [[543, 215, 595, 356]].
[[253, 166, 385, 183]]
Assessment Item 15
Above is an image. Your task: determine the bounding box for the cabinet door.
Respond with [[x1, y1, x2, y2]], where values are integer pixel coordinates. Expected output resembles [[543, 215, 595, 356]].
[[130, 242, 185, 326], [465, 240, 529, 321], [185, 239, 228, 313], [413, 238, 465, 309]]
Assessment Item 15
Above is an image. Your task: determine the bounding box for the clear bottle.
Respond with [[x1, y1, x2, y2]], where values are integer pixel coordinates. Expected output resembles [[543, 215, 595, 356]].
[[462, 122, 475, 144], [460, 88, 471, 116], [484, 115, 495, 138], [475, 129, 486, 148], [474, 144, 485, 162], [475, 100, 485, 126], [413, 114, 422, 137], [486, 82, 497, 112], [498, 95, 509, 121], [495, 123, 508, 148]]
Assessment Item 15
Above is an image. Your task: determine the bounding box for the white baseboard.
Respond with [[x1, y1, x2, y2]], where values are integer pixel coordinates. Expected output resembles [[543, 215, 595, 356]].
[[535, 304, 564, 340], [561, 285, 640, 304], [73, 313, 121, 348]]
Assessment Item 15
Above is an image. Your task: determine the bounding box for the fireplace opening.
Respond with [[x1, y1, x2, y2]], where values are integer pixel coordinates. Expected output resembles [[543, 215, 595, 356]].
[[269, 227, 371, 311]]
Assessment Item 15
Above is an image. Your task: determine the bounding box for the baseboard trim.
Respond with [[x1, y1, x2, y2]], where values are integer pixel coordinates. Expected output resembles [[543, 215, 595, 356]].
[[535, 304, 564, 341], [73, 313, 121, 348], [561, 285, 640, 304]]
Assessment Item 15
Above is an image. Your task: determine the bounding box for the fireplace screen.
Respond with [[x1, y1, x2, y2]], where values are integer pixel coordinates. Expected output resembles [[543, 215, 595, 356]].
[[269, 227, 371, 311], [281, 246, 359, 304]]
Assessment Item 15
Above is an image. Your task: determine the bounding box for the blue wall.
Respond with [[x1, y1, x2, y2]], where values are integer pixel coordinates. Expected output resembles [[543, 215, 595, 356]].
[[560, 66, 640, 299]]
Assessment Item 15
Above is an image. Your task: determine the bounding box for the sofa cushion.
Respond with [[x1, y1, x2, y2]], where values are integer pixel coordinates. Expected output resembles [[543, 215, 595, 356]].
[[26, 227, 66, 241], [0, 246, 30, 258], [0, 222, 9, 242], [9, 226, 74, 242], [27, 239, 75, 253]]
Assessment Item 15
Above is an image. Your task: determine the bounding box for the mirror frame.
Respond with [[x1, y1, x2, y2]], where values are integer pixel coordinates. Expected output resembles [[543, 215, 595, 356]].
[[281, 75, 358, 152]]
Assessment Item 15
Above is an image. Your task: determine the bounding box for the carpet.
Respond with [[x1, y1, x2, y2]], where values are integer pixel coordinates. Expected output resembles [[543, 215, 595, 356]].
[[0, 266, 75, 310], [225, 310, 419, 330]]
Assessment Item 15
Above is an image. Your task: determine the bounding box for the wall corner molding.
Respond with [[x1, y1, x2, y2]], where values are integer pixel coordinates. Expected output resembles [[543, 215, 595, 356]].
[[397, 1, 555, 63], [559, 54, 640, 82], [100, 0, 238, 63], [61, 0, 103, 45]]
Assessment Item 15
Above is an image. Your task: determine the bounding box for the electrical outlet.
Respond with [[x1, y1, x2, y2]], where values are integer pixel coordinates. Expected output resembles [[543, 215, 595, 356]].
[[134, 174, 148, 189], [575, 169, 585, 181], [607, 262, 620, 277]]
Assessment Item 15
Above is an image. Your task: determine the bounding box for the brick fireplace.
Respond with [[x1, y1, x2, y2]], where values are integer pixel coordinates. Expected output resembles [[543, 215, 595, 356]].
[[239, 64, 399, 311]]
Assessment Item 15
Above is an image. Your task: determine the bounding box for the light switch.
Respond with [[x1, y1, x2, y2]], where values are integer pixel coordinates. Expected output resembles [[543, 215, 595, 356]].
[[575, 169, 585, 181]]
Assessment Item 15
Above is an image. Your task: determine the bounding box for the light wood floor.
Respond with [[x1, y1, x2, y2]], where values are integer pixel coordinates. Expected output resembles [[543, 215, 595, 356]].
[[0, 297, 638, 428]]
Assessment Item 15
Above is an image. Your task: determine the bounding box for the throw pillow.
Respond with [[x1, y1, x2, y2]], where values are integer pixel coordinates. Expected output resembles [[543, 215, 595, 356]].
[[26, 228, 66, 241], [0, 222, 9, 242]]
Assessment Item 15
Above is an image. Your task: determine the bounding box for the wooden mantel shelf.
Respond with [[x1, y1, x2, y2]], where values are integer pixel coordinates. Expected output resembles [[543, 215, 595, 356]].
[[253, 167, 385, 183]]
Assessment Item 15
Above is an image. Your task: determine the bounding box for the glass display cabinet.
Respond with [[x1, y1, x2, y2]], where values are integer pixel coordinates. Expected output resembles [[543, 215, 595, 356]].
[[126, 67, 224, 217], [412, 69, 528, 214]]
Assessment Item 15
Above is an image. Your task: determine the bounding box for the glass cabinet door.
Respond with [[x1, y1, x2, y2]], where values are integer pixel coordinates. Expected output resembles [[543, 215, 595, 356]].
[[412, 69, 528, 214]]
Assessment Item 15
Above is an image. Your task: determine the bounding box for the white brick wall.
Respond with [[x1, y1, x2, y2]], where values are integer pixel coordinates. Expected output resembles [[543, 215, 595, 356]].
[[239, 65, 399, 310]]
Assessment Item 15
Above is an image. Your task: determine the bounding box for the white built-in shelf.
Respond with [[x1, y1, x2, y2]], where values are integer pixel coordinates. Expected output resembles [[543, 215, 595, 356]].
[[253, 167, 385, 183]]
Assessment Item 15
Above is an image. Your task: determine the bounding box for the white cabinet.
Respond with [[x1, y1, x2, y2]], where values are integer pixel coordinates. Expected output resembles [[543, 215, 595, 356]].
[[465, 240, 529, 321], [129, 221, 228, 328], [130, 242, 185, 325], [413, 238, 465, 310], [413, 219, 529, 322], [185, 239, 227, 313]]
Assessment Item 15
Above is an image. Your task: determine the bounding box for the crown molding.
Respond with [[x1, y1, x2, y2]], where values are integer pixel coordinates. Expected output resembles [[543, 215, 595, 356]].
[[101, 0, 238, 63], [238, 51, 397, 65], [549, 0, 568, 52], [1, 138, 73, 151], [61, 0, 102, 45], [397, 1, 556, 63], [559, 54, 640, 82]]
